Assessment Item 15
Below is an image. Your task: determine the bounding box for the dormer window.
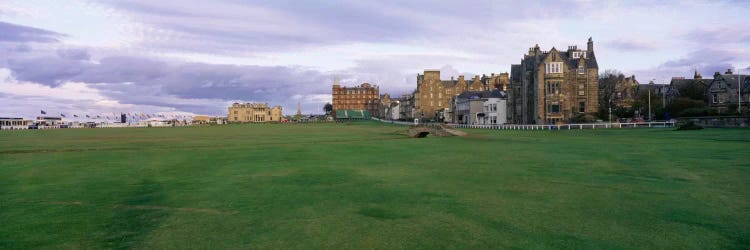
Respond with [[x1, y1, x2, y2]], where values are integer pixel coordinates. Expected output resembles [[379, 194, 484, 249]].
[[546, 62, 563, 74]]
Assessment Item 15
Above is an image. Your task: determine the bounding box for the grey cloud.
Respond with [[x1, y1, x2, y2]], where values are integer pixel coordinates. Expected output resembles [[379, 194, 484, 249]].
[[632, 48, 746, 83], [0, 21, 65, 43], [4, 49, 336, 114], [57, 48, 91, 61], [683, 28, 750, 46], [94, 0, 594, 55], [606, 40, 657, 51]]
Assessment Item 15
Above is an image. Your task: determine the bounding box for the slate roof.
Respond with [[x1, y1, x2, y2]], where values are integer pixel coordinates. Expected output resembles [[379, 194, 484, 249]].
[[456, 89, 507, 100]]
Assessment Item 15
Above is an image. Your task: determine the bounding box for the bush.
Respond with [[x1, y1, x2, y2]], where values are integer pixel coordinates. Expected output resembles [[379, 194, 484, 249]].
[[676, 120, 703, 130], [572, 114, 597, 123]]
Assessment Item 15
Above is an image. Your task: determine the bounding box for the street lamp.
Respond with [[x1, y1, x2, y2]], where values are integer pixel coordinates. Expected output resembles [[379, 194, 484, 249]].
[[648, 79, 654, 121]]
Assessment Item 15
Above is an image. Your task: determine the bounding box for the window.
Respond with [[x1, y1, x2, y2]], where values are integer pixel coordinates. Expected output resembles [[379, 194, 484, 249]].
[[551, 103, 560, 113], [713, 94, 718, 103], [233, 111, 238, 114], [579, 101, 586, 113], [546, 62, 563, 74], [579, 91, 585, 96], [578, 66, 585, 74]]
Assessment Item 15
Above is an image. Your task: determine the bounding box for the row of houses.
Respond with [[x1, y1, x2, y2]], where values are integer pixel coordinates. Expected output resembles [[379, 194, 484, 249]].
[[0, 116, 196, 130], [606, 69, 749, 114], [333, 37, 598, 125]]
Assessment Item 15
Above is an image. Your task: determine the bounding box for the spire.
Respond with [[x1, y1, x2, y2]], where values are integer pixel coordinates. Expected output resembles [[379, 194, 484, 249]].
[[694, 69, 702, 79], [296, 101, 302, 116]]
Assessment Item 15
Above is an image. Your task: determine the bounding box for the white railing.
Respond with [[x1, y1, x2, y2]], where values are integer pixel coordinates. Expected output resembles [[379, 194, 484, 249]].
[[448, 122, 675, 130], [371, 117, 675, 130]]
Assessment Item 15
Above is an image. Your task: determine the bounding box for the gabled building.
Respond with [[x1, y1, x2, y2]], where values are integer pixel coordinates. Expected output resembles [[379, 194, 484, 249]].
[[510, 37, 599, 124], [706, 69, 750, 113], [614, 75, 640, 108], [449, 89, 508, 125], [665, 71, 709, 102], [414, 70, 509, 120]]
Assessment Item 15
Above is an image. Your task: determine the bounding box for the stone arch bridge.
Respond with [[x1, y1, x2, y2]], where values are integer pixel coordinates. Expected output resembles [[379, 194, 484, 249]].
[[407, 124, 467, 138]]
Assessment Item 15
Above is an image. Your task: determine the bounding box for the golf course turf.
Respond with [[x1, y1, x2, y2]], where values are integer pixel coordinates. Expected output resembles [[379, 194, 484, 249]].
[[1, 122, 748, 248]]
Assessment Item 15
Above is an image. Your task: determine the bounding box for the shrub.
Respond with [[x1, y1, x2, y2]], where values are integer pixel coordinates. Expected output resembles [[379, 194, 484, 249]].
[[676, 120, 703, 130], [572, 114, 597, 123]]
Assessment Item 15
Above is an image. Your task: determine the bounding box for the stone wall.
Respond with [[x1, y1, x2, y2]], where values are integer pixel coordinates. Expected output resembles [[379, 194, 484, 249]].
[[680, 116, 750, 128]]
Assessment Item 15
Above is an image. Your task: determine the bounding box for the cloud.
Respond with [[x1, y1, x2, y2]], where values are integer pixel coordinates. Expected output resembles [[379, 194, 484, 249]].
[[0, 21, 65, 43], [3, 47, 339, 115], [606, 39, 657, 51], [632, 48, 748, 83]]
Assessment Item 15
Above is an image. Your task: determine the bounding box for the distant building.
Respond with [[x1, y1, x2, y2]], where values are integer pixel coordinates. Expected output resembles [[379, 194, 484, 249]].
[[332, 82, 379, 118], [0, 117, 32, 130], [664, 71, 707, 102], [612, 75, 640, 108], [377, 94, 392, 119], [36, 116, 64, 127], [450, 90, 508, 125], [706, 69, 750, 113], [510, 38, 599, 124], [193, 115, 211, 124], [414, 70, 509, 120], [228, 103, 283, 123]]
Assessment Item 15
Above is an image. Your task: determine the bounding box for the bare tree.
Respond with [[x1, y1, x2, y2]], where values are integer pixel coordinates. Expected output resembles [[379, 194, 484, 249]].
[[598, 69, 625, 115]]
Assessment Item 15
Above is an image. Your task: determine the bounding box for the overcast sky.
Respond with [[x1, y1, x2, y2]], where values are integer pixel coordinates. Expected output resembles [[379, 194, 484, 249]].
[[1, 0, 749, 118]]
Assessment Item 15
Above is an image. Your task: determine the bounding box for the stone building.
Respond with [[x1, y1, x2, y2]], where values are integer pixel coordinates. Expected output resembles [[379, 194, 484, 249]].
[[414, 70, 509, 120], [449, 89, 508, 125], [228, 103, 283, 123], [332, 82, 379, 118], [705, 69, 750, 113], [377, 94, 392, 119], [665, 71, 708, 102], [613, 75, 640, 108], [398, 94, 414, 121], [510, 38, 599, 124]]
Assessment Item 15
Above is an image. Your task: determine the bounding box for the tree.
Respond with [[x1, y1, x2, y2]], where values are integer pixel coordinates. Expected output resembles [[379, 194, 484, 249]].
[[323, 102, 333, 115], [598, 69, 625, 118]]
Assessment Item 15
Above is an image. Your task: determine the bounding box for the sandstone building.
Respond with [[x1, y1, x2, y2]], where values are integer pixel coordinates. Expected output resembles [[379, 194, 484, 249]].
[[332, 82, 380, 118], [510, 38, 599, 124], [414, 70, 509, 120], [228, 103, 283, 123]]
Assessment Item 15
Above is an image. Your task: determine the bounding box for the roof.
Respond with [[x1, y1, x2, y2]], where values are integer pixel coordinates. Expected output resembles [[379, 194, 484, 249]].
[[456, 89, 507, 100]]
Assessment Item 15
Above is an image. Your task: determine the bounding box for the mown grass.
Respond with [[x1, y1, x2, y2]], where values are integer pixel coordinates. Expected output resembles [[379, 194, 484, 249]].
[[1, 122, 748, 249]]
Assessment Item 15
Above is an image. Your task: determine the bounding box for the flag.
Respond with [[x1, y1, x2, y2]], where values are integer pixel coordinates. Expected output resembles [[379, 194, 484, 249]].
[[86, 115, 90, 118], [61, 113, 66, 117], [41, 110, 46, 115], [74, 115, 78, 118]]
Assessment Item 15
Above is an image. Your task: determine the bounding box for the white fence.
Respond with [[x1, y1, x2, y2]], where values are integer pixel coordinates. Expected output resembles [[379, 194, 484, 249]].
[[449, 122, 675, 130], [372, 118, 675, 130]]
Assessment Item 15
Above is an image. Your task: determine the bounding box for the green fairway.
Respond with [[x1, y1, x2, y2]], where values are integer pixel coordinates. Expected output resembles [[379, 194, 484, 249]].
[[1, 123, 748, 249]]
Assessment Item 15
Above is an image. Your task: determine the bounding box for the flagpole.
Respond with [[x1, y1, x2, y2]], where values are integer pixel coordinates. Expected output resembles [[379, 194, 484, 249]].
[[739, 67, 742, 114]]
